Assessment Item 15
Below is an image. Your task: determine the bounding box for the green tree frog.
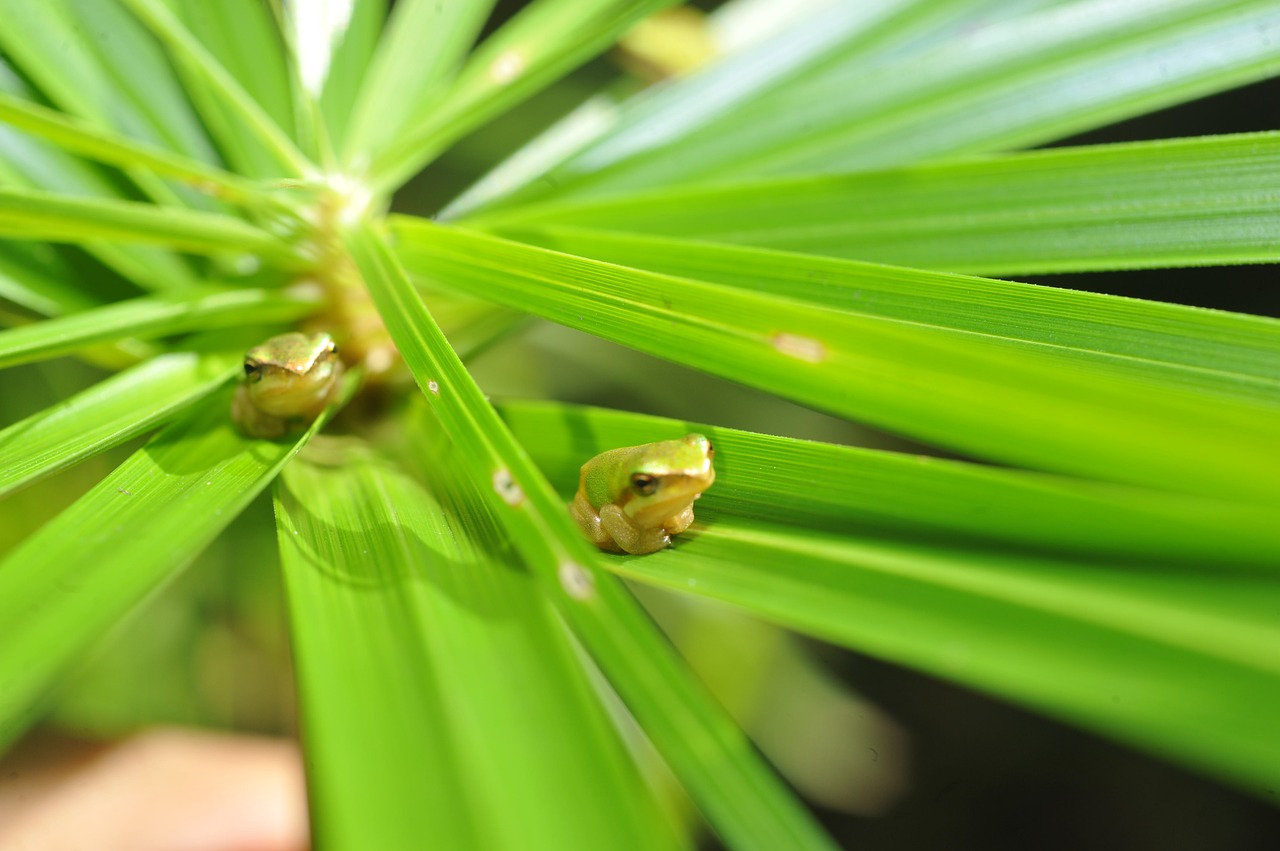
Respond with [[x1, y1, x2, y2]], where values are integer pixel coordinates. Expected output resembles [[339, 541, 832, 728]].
[[571, 434, 715, 555], [231, 332, 343, 439]]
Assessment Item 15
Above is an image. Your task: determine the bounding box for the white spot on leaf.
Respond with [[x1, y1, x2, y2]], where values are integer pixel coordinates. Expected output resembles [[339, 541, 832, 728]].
[[771, 332, 827, 363], [559, 561, 595, 601], [492, 468, 525, 506], [490, 51, 525, 83]]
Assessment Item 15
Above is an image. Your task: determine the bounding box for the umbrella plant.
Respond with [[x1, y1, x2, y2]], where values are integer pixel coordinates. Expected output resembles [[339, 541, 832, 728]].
[[1, 0, 1278, 847]]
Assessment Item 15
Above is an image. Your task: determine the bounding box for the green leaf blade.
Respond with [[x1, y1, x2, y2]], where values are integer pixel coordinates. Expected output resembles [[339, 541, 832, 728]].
[[0, 75, 200, 291], [342, 0, 496, 164], [0, 389, 339, 748], [484, 228, 1280, 403], [0, 287, 319, 369], [276, 443, 679, 850], [0, 187, 303, 266], [120, 0, 312, 178], [498, 400, 1280, 571], [349, 221, 837, 851], [0, 0, 218, 165], [393, 220, 1280, 502], [314, 0, 386, 152], [366, 0, 680, 193], [0, 351, 238, 498], [473, 131, 1280, 275], [0, 91, 264, 205], [529, 0, 1280, 200], [610, 520, 1280, 798]]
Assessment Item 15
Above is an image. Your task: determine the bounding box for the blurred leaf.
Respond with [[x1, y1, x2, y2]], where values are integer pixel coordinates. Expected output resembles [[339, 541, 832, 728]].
[[276, 440, 679, 850], [0, 0, 216, 163], [448, 0, 1006, 216], [0, 243, 100, 315], [0, 351, 238, 498], [343, 0, 496, 164], [120, 0, 311, 177], [348, 221, 836, 851], [0, 385, 343, 748], [0, 287, 318, 368], [0, 69, 198, 291], [171, 0, 295, 129], [498, 400, 1280, 570], [0, 187, 303, 265], [165, 0, 299, 177], [367, 0, 681, 192], [313, 0, 385, 152], [0, 91, 263, 205], [472, 131, 1280, 275], [609, 518, 1280, 799], [532, 0, 1280, 198], [393, 220, 1280, 502]]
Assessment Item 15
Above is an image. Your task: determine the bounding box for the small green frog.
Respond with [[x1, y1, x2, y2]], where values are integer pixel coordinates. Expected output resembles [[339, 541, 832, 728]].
[[231, 332, 343, 439], [571, 434, 715, 554]]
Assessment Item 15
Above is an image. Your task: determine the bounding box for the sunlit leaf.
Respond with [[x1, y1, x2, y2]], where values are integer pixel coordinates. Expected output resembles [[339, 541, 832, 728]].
[[394, 220, 1280, 502], [528, 0, 1280, 199], [343, 0, 496, 164], [366, 0, 681, 193], [276, 440, 679, 850], [471, 131, 1280, 275], [349, 221, 836, 851], [0, 187, 303, 265], [0, 385, 345, 748], [0, 351, 238, 498], [0, 287, 319, 369]]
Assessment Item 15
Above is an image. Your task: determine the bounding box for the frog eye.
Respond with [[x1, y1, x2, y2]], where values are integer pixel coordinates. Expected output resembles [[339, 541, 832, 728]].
[[630, 473, 660, 496], [243, 360, 263, 383]]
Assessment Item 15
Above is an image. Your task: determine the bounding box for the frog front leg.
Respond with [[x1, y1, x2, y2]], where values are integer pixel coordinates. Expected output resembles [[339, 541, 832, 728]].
[[571, 490, 620, 551], [663, 504, 696, 536], [599, 504, 671, 555]]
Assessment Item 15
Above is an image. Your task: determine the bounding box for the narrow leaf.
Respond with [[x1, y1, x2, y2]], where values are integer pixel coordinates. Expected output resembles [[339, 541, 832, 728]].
[[393, 220, 1280, 502], [348, 221, 837, 851], [172, 0, 295, 132], [447, 0, 1000, 216], [533, 0, 1280, 198], [609, 519, 1280, 799], [0, 187, 303, 266], [276, 442, 677, 850], [473, 131, 1280, 275], [0, 0, 217, 164], [120, 0, 312, 177], [313, 0, 386, 151], [0, 350, 238, 498], [498, 400, 1280, 571], [0, 385, 343, 748], [0, 287, 319, 369], [366, 0, 680, 193], [0, 91, 265, 205], [0, 71, 199, 291], [0, 242, 100, 316], [343, 0, 496, 164], [482, 228, 1280, 405]]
